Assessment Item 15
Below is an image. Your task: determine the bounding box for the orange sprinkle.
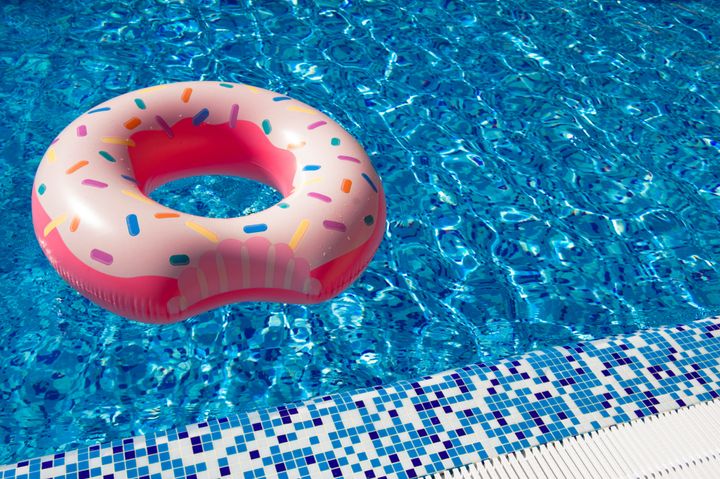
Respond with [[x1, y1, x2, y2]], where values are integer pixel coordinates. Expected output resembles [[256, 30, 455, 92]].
[[287, 141, 306, 150], [181, 88, 192, 103], [124, 117, 142, 129], [154, 212, 180, 219], [69, 216, 80, 232], [66, 160, 89, 174], [341, 178, 352, 193]]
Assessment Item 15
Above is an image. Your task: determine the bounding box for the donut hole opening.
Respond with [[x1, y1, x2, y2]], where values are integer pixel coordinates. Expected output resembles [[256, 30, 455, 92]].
[[148, 175, 283, 218]]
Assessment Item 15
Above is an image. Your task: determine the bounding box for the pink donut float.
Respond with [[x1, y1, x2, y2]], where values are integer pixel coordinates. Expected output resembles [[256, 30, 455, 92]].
[[32, 81, 386, 323]]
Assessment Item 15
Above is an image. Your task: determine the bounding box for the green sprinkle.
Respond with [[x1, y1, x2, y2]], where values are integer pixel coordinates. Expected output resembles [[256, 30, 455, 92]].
[[134, 98, 146, 109], [38, 183, 46, 195], [99, 150, 116, 162], [331, 137, 341, 146], [169, 254, 190, 266], [219, 83, 234, 88], [262, 119, 272, 134], [364, 215, 374, 225], [278, 202, 289, 209]]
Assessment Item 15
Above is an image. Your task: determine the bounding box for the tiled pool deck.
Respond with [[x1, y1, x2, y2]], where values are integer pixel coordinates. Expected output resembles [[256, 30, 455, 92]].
[[2, 316, 720, 478]]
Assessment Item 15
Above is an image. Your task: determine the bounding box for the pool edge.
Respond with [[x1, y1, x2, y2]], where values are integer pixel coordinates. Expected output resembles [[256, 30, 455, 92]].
[[2, 316, 719, 478]]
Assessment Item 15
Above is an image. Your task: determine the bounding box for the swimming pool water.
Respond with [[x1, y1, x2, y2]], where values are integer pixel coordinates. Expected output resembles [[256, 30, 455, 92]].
[[2, 0, 719, 464]]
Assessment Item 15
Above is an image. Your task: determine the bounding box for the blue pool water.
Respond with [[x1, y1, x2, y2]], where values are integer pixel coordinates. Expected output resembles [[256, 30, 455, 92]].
[[1, 0, 719, 464]]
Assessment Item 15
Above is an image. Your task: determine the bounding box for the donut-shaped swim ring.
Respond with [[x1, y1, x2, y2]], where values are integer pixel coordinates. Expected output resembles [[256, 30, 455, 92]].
[[32, 81, 386, 323]]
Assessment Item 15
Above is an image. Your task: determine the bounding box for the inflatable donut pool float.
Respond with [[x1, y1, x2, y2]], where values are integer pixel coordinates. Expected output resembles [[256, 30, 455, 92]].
[[32, 81, 386, 323]]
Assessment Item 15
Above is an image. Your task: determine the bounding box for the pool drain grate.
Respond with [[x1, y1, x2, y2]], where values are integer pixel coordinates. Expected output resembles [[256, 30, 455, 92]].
[[424, 397, 720, 479]]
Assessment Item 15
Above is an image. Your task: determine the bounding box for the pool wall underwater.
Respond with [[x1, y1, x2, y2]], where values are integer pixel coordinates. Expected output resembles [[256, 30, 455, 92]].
[[2, 315, 720, 478]]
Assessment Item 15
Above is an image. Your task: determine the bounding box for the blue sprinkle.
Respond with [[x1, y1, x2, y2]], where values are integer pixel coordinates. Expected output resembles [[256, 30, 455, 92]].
[[303, 165, 321, 171], [193, 108, 210, 126], [272, 96, 292, 102], [126, 214, 140, 236], [243, 224, 268, 234], [88, 107, 111, 114], [361, 173, 378, 193], [121, 175, 137, 183]]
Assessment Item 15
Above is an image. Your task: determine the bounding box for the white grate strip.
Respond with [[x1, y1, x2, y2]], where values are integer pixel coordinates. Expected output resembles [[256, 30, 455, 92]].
[[424, 397, 720, 479]]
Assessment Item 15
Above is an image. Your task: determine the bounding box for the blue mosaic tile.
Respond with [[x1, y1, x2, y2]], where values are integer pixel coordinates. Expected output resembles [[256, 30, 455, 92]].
[[3, 317, 720, 478]]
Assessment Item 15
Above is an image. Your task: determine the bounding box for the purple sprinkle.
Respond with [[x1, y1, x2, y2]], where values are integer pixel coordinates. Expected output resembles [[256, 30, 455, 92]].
[[307, 121, 327, 130], [81, 179, 108, 188], [308, 192, 332, 203], [338, 155, 360, 163], [230, 104, 239, 128], [51, 138, 59, 145], [90, 249, 113, 265], [323, 220, 347, 232], [76, 125, 87, 137], [155, 115, 174, 138]]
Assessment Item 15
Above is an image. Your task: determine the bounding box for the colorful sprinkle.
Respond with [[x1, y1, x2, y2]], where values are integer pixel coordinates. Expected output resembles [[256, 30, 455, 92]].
[[308, 192, 332, 203], [81, 179, 108, 188], [323, 220, 347, 232], [303, 165, 321, 171], [43, 214, 67, 237], [278, 203, 289, 209], [125, 214, 140, 236], [124, 117, 142, 130], [364, 215, 374, 225], [181, 88, 192, 103], [185, 221, 218, 243], [273, 96, 291, 102], [121, 175, 137, 183], [219, 83, 234, 88], [307, 121, 327, 130], [46, 148, 56, 163], [122, 189, 155, 205], [66, 161, 89, 174], [331, 137, 341, 146], [287, 105, 315, 114], [76, 125, 87, 137], [88, 107, 111, 114], [90, 249, 113, 265], [341, 178, 352, 193], [69, 216, 80, 232], [243, 224, 268, 234], [338, 155, 360, 163], [99, 150, 117, 162], [302, 177, 324, 187], [102, 137, 136, 147], [134, 98, 146, 110], [229, 104, 239, 128], [192, 108, 209, 126], [289, 219, 310, 250], [155, 116, 174, 138], [245, 85, 260, 94], [169, 254, 190, 266], [155, 212, 180, 219], [362, 173, 378, 192], [38, 184, 46, 195], [51, 138, 59, 145], [287, 141, 306, 150], [262, 119, 272, 134]]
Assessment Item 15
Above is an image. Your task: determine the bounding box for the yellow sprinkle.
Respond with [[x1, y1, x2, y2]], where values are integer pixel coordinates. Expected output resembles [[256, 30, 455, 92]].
[[245, 85, 261, 94], [43, 214, 67, 237], [302, 177, 324, 187], [102, 137, 136, 147], [289, 219, 310, 250], [185, 221, 218, 243], [46, 148, 56, 163], [121, 189, 155, 205], [286, 105, 316, 114], [136, 84, 168, 94]]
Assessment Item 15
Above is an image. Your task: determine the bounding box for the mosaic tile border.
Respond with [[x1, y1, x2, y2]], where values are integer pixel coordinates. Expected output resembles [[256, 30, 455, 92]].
[[3, 316, 720, 479]]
